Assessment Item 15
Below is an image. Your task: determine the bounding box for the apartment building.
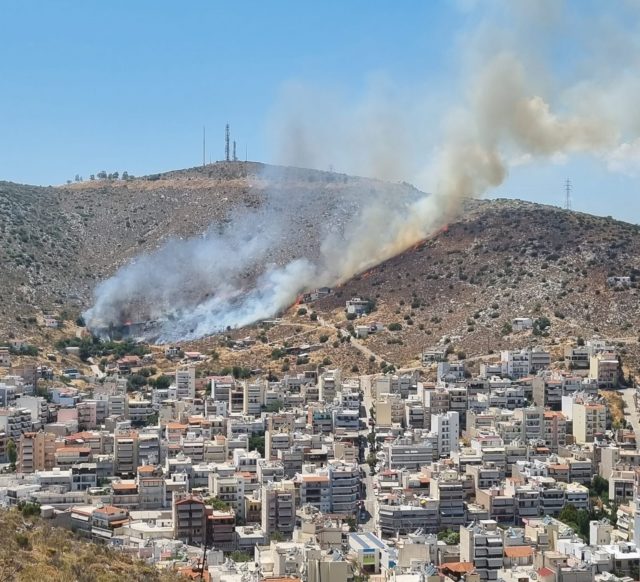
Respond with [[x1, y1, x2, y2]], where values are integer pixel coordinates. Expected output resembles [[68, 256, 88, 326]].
[[328, 461, 360, 515], [589, 353, 619, 387], [573, 400, 607, 443], [172, 494, 206, 545], [460, 519, 504, 582], [261, 480, 295, 538], [430, 469, 465, 526], [175, 367, 196, 400], [17, 430, 56, 473], [378, 501, 439, 535], [114, 431, 139, 476], [431, 411, 460, 457]]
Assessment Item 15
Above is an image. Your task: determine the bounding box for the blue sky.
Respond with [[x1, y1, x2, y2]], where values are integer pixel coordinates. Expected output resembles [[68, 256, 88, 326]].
[[1, 1, 639, 222]]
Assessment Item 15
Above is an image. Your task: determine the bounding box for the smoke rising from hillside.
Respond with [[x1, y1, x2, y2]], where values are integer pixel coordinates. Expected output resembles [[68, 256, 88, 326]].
[[85, 3, 640, 342]]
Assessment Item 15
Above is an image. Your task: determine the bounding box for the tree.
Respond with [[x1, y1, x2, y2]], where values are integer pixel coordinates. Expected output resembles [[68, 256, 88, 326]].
[[205, 497, 230, 511], [264, 401, 283, 413], [533, 316, 551, 336], [127, 374, 148, 391], [366, 452, 377, 474], [559, 503, 578, 526], [590, 475, 609, 499], [151, 375, 172, 390], [121, 171, 129, 180], [271, 347, 286, 360], [249, 433, 265, 457], [437, 529, 460, 545], [6, 439, 16, 468], [231, 366, 251, 379], [97, 170, 107, 180]]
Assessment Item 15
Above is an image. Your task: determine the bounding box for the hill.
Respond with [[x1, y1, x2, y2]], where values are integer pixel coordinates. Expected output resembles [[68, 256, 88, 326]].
[[3, 163, 640, 378], [188, 198, 640, 377], [0, 508, 181, 581], [0, 162, 421, 338]]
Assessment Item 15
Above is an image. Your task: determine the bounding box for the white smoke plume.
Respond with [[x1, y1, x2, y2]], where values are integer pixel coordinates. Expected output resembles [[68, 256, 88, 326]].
[[85, 1, 640, 343]]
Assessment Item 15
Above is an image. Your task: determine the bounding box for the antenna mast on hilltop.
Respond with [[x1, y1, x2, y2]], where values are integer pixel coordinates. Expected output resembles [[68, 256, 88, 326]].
[[225, 124, 230, 162], [202, 126, 206, 167], [233, 140, 237, 162], [564, 178, 572, 211]]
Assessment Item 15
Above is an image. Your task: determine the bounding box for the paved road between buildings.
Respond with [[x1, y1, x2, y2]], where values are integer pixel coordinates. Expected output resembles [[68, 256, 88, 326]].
[[621, 386, 640, 436]]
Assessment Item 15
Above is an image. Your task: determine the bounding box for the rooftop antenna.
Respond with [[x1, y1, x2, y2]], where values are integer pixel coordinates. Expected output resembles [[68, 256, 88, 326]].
[[202, 126, 206, 168], [233, 140, 237, 162], [225, 123, 230, 162], [564, 178, 572, 210]]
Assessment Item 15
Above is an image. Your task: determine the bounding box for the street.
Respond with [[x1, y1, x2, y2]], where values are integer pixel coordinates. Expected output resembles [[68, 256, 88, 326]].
[[358, 373, 378, 533], [621, 386, 640, 436]]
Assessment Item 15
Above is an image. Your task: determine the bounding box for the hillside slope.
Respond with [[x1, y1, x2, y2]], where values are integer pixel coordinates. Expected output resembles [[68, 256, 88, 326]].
[[313, 198, 640, 366], [194, 198, 640, 376], [0, 162, 421, 337], [0, 509, 180, 582]]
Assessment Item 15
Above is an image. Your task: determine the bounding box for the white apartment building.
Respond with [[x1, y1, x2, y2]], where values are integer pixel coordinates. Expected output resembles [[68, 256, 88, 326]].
[[431, 411, 460, 457], [174, 367, 196, 400]]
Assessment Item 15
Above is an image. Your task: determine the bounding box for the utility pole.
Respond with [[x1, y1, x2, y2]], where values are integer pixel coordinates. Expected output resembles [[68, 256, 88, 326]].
[[225, 124, 230, 162], [202, 126, 206, 167], [564, 178, 572, 211], [198, 538, 209, 581]]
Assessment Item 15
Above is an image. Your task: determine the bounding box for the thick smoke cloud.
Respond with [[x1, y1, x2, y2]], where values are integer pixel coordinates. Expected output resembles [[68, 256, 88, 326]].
[[85, 1, 640, 343]]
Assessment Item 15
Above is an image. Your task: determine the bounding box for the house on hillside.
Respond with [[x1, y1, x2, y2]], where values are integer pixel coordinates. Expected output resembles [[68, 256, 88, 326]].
[[43, 314, 59, 328], [0, 348, 10, 367], [117, 356, 141, 375], [421, 348, 446, 366], [301, 287, 332, 303], [346, 297, 370, 316], [512, 317, 533, 332]]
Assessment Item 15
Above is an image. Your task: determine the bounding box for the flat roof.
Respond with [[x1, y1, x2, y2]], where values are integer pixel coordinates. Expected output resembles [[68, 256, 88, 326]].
[[350, 531, 387, 550]]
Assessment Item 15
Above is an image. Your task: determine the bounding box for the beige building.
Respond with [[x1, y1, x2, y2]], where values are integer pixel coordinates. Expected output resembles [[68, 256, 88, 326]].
[[18, 431, 56, 473], [572, 401, 607, 443], [375, 393, 405, 426], [589, 353, 619, 387]]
